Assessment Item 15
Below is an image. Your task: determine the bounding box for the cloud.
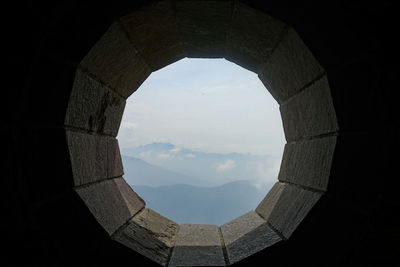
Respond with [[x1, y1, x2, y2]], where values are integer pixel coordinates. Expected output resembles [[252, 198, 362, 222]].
[[216, 160, 235, 172], [185, 153, 196, 158], [120, 122, 138, 130], [158, 153, 172, 159], [170, 147, 181, 153]]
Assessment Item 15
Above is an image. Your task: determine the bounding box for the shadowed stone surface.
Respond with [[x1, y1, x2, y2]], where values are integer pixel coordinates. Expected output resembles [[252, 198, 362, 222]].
[[280, 76, 339, 141], [221, 211, 281, 264], [258, 28, 324, 103], [120, 0, 184, 71], [75, 178, 145, 235], [169, 224, 225, 266], [80, 22, 151, 98], [176, 0, 232, 58], [225, 1, 287, 73], [66, 131, 123, 186], [112, 208, 178, 266], [64, 69, 125, 136], [279, 136, 337, 191], [257, 182, 321, 238], [255, 182, 286, 220]]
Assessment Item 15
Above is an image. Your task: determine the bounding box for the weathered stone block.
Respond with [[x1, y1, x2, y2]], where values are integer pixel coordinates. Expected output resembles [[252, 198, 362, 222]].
[[112, 208, 178, 266], [280, 76, 339, 141], [66, 131, 123, 186], [120, 0, 184, 71], [278, 136, 337, 191], [221, 211, 281, 264], [258, 28, 324, 103], [256, 182, 321, 238], [75, 177, 145, 235], [169, 224, 225, 266], [80, 22, 151, 98], [176, 0, 232, 58], [226, 1, 287, 73], [64, 69, 125, 136], [255, 182, 286, 220]]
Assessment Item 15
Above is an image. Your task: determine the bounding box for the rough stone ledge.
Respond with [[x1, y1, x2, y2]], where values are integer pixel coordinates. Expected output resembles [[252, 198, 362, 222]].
[[112, 208, 178, 266], [225, 1, 288, 73], [80, 22, 151, 98], [64, 68, 125, 137], [66, 130, 123, 186], [75, 177, 145, 235], [175, 0, 233, 58], [169, 224, 226, 266], [256, 182, 321, 239], [120, 0, 184, 71], [258, 28, 324, 103], [278, 136, 337, 191], [280, 75, 339, 142], [220, 211, 282, 264]]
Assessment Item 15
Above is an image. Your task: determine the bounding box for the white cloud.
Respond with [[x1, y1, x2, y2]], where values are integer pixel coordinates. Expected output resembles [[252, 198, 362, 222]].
[[185, 153, 196, 158], [158, 153, 172, 159], [120, 122, 138, 130], [216, 160, 235, 172], [170, 147, 181, 153]]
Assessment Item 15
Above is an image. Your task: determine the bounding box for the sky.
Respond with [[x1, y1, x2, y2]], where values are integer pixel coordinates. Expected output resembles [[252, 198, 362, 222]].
[[118, 58, 285, 157]]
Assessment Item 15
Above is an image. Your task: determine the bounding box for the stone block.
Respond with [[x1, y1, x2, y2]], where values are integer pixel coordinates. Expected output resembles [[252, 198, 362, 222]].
[[169, 224, 225, 266], [64, 69, 126, 136], [221, 211, 281, 264], [75, 177, 145, 235], [280, 76, 339, 141], [176, 0, 233, 58], [66, 131, 123, 186], [225, 1, 287, 73], [278, 136, 337, 191], [258, 28, 324, 103], [120, 0, 184, 71], [80, 22, 151, 98], [256, 182, 321, 238], [255, 182, 286, 220], [112, 208, 178, 266]]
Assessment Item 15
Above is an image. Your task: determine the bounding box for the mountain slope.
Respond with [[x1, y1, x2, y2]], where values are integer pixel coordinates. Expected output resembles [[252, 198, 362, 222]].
[[122, 155, 204, 187], [132, 180, 273, 226]]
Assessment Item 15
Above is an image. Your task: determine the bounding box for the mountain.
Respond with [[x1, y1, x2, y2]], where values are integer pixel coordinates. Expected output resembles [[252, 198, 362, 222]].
[[121, 142, 280, 187], [122, 155, 205, 187], [132, 180, 273, 226]]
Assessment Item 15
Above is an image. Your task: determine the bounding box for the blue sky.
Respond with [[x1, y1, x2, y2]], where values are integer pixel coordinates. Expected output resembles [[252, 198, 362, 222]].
[[118, 58, 285, 157]]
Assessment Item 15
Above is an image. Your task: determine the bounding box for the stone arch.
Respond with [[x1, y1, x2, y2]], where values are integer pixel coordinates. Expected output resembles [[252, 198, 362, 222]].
[[64, 0, 338, 266]]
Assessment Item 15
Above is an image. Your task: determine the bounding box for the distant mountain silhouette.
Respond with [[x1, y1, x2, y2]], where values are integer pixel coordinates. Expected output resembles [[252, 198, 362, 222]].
[[122, 155, 205, 187], [132, 180, 272, 226], [121, 142, 280, 187]]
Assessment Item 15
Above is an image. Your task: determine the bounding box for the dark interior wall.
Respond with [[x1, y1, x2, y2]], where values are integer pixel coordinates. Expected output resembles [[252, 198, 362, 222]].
[[3, 0, 397, 266]]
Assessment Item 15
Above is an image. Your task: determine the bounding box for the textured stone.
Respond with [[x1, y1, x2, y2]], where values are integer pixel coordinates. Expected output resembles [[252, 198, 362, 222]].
[[80, 22, 151, 98], [226, 1, 287, 73], [64, 69, 125, 136], [75, 177, 145, 235], [176, 0, 232, 58], [66, 131, 123, 186], [279, 136, 337, 191], [258, 28, 324, 103], [169, 224, 225, 266], [221, 211, 281, 264], [280, 76, 339, 141], [255, 182, 286, 220], [112, 208, 178, 266], [120, 0, 184, 71], [256, 182, 321, 238]]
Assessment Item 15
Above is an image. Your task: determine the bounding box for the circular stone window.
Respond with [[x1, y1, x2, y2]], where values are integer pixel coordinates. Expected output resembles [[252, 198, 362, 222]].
[[64, 1, 338, 266]]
